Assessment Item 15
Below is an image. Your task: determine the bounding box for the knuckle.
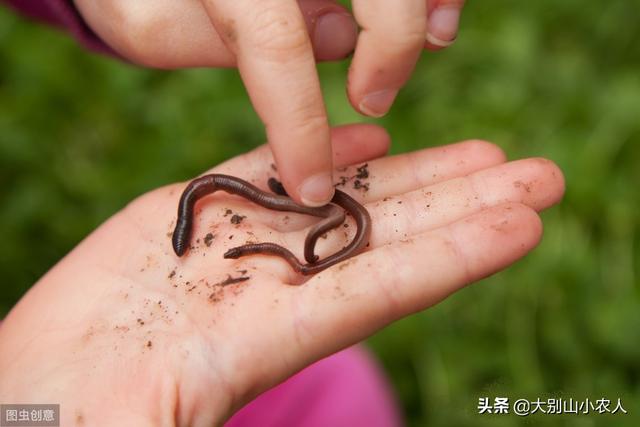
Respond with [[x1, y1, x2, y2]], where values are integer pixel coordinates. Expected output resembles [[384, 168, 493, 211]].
[[375, 21, 426, 54], [248, 6, 310, 60], [107, 2, 172, 68], [285, 110, 328, 139], [392, 22, 427, 49]]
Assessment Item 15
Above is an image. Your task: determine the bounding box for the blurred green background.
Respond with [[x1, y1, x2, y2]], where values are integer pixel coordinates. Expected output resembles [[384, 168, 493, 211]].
[[1, 0, 639, 425]]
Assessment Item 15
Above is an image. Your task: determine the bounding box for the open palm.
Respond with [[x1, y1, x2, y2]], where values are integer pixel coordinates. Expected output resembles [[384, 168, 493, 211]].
[[0, 125, 564, 426]]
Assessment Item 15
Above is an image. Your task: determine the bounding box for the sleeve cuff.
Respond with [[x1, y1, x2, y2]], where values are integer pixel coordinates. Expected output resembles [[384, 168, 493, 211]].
[[3, 0, 118, 56]]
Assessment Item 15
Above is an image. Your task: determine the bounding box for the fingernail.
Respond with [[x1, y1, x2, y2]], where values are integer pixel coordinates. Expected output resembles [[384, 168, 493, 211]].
[[359, 89, 397, 118], [427, 7, 460, 47], [314, 12, 357, 60], [298, 172, 335, 207]]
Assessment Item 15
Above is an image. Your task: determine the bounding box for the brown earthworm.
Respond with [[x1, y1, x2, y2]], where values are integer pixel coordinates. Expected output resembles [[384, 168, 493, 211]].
[[172, 174, 371, 275]]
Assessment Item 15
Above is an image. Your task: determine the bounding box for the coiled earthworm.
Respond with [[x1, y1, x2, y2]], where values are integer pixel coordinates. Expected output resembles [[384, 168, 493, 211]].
[[172, 174, 371, 275]]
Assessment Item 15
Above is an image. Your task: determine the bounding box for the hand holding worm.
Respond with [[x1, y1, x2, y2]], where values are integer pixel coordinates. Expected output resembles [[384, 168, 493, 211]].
[[0, 124, 563, 426]]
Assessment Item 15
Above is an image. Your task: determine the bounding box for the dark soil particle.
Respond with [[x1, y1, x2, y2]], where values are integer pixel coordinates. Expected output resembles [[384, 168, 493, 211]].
[[230, 214, 246, 224], [217, 274, 251, 286], [356, 163, 369, 179], [353, 179, 369, 192], [335, 163, 370, 192], [209, 290, 223, 303], [204, 233, 215, 247]]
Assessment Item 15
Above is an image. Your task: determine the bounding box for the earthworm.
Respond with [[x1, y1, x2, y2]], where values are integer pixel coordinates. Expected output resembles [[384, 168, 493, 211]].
[[172, 174, 371, 275]]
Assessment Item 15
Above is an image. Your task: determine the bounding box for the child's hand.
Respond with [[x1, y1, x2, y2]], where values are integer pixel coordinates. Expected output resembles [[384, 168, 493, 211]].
[[73, 0, 466, 206], [0, 124, 562, 426]]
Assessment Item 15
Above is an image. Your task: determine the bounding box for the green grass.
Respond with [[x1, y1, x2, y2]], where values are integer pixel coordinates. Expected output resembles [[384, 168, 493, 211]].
[[1, 1, 639, 425]]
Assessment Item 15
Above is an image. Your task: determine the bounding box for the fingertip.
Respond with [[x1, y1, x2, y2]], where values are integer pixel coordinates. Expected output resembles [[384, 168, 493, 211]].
[[458, 139, 508, 164], [508, 158, 566, 211], [312, 11, 358, 61], [451, 203, 544, 280], [361, 124, 392, 155], [490, 202, 544, 252], [267, 120, 333, 206], [297, 0, 358, 61], [533, 157, 566, 205], [426, 5, 461, 50], [424, 34, 456, 50], [358, 89, 398, 118], [517, 203, 544, 252], [298, 171, 335, 207]]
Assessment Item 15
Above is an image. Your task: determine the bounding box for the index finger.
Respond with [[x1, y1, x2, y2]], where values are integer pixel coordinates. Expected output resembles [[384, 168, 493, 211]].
[[201, 0, 335, 207], [349, 0, 427, 117]]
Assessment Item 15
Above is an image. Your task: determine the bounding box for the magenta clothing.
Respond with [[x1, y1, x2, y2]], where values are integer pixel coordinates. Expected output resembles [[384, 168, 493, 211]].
[[2, 0, 114, 55], [227, 345, 402, 427]]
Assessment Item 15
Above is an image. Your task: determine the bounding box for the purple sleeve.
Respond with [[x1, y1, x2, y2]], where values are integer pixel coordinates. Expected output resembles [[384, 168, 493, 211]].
[[2, 0, 117, 56]]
